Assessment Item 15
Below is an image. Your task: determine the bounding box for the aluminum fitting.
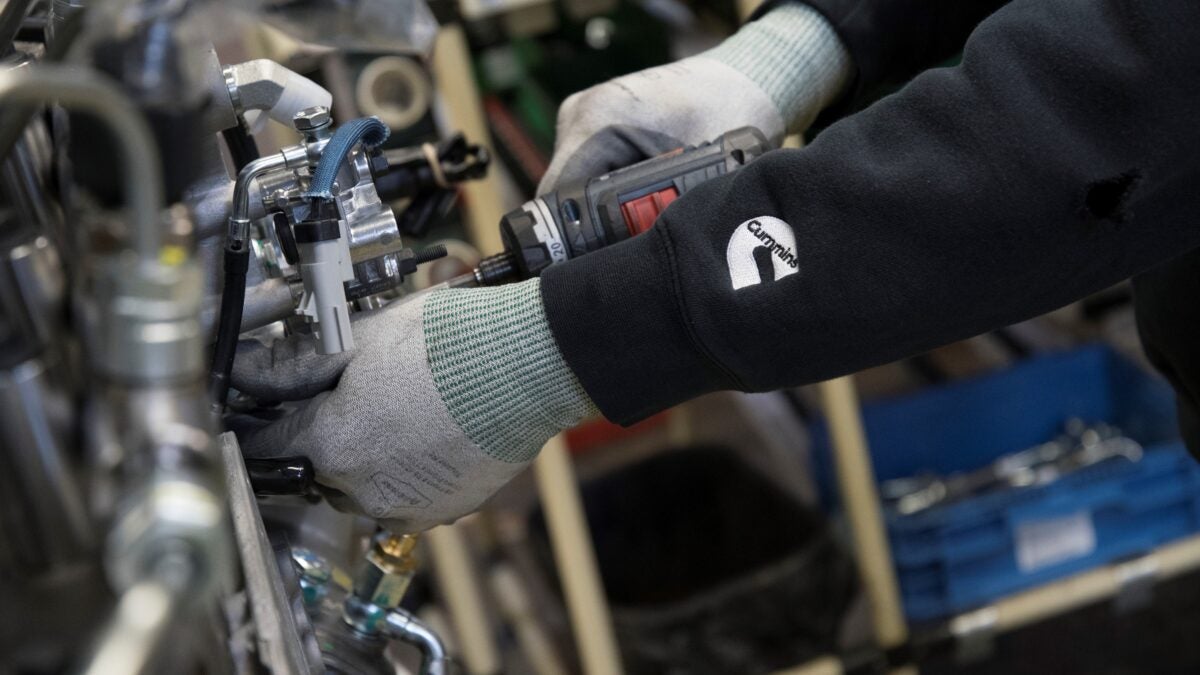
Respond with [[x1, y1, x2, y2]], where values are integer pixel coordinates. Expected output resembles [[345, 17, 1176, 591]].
[[104, 472, 229, 600], [90, 254, 206, 383], [224, 60, 333, 134]]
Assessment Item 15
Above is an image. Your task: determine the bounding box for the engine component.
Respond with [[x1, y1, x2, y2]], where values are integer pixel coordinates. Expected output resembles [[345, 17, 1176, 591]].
[[0, 225, 82, 578], [348, 532, 420, 624], [291, 546, 332, 609], [210, 105, 458, 402], [294, 197, 356, 353], [210, 103, 490, 406], [383, 609, 449, 675], [227, 433, 448, 675], [341, 532, 448, 675], [0, 59, 228, 675], [0, 357, 90, 573], [2, 3, 474, 670], [224, 58, 333, 134]]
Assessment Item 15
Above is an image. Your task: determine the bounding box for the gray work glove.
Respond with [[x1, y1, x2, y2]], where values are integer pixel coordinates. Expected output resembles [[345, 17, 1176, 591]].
[[233, 281, 595, 533], [539, 57, 785, 193], [539, 4, 851, 192]]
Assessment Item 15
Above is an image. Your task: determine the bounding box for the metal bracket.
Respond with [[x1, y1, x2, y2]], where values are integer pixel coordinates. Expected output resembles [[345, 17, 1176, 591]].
[[221, 433, 324, 675]]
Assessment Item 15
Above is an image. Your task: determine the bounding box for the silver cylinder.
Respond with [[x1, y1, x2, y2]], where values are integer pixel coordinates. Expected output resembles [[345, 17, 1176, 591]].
[[1, 126, 64, 254], [0, 356, 92, 575], [83, 253, 206, 384], [1, 232, 66, 349], [0, 65, 165, 262], [0, 220, 83, 577]]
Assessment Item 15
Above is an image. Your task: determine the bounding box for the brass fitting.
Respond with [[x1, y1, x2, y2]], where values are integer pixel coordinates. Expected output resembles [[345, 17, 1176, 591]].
[[351, 533, 419, 610]]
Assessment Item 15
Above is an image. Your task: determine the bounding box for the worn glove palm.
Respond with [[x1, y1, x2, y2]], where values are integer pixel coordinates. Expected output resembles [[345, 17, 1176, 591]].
[[234, 280, 596, 533], [539, 3, 852, 192]]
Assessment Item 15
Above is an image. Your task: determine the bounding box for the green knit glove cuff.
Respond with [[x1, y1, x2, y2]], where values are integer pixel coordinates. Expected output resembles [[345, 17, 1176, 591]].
[[423, 279, 598, 463], [706, 3, 852, 133]]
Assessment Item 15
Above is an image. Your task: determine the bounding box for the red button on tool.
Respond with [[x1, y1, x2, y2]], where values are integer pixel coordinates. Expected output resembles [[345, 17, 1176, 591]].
[[620, 187, 679, 236]]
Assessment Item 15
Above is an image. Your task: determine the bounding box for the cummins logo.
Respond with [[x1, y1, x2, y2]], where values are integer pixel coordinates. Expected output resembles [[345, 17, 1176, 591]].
[[725, 216, 800, 289]]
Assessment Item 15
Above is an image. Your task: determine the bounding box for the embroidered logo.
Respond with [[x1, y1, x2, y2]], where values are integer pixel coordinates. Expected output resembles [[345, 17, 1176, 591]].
[[725, 216, 800, 289]]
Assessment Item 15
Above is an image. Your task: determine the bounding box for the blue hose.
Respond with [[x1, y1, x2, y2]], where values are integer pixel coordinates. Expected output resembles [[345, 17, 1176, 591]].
[[303, 116, 391, 200]]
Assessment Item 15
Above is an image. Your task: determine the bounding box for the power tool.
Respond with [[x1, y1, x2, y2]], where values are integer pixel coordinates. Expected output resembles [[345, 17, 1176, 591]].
[[464, 126, 772, 286]]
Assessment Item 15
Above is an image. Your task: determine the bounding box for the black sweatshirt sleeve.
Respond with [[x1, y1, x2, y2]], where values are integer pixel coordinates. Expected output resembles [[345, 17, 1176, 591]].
[[542, 0, 1200, 425], [755, 0, 1009, 112]]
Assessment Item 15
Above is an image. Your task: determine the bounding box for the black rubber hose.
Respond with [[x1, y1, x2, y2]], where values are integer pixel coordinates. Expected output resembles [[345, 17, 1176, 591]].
[[0, 0, 35, 58], [220, 123, 259, 173], [207, 123, 261, 411], [245, 457, 316, 497], [208, 245, 250, 411]]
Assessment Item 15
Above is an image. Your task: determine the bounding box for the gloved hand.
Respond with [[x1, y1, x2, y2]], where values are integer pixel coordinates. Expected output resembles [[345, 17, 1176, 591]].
[[233, 280, 596, 533], [540, 3, 852, 192]]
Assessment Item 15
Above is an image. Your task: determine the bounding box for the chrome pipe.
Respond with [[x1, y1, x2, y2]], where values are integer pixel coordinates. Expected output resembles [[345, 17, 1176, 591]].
[[384, 609, 449, 675], [0, 65, 164, 261]]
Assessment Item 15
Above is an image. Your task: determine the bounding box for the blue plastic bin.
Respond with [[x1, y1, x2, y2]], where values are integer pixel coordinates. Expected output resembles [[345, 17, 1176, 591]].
[[809, 345, 1200, 621]]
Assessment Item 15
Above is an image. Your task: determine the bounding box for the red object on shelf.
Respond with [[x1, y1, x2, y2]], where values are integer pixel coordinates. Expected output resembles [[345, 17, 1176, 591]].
[[565, 411, 671, 456]]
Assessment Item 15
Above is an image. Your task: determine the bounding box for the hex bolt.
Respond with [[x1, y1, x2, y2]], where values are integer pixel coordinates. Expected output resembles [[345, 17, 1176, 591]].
[[291, 547, 332, 609], [293, 105, 332, 132]]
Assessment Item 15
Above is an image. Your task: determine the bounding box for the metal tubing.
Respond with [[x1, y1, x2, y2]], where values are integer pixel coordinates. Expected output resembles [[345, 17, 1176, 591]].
[[2, 131, 56, 239], [385, 608, 450, 675], [211, 146, 303, 408], [0, 357, 92, 569], [0, 5, 82, 163], [230, 152, 290, 225], [0, 65, 164, 260], [78, 580, 178, 675]]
